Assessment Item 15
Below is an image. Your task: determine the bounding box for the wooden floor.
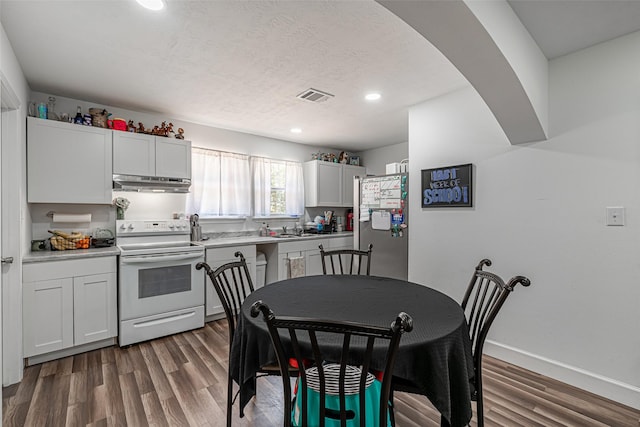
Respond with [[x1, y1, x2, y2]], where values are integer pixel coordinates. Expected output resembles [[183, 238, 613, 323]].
[[3, 319, 639, 426]]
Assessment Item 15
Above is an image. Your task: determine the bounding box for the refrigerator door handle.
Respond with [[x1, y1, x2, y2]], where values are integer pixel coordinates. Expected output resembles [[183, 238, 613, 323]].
[[353, 176, 360, 250]]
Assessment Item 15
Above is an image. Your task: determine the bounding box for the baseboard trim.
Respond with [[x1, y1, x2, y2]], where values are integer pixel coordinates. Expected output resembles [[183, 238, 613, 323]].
[[25, 338, 117, 366], [484, 340, 640, 410]]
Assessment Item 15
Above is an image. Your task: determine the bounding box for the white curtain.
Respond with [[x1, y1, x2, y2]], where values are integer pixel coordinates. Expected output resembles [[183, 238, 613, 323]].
[[251, 157, 271, 217], [285, 161, 304, 216], [186, 148, 221, 217], [220, 152, 251, 216], [186, 148, 251, 217]]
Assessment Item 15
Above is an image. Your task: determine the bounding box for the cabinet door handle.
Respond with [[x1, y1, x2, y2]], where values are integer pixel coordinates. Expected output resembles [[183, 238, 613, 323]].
[[1, 257, 13, 264]]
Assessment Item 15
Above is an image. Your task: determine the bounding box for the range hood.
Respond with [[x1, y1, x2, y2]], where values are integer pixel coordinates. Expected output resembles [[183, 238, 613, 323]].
[[113, 174, 191, 193]]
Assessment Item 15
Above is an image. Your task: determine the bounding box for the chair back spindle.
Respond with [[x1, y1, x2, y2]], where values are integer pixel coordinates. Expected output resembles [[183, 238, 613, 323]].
[[319, 243, 373, 275]]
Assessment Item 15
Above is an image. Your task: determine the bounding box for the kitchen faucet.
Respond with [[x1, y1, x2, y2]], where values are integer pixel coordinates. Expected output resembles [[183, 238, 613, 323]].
[[293, 223, 302, 236]]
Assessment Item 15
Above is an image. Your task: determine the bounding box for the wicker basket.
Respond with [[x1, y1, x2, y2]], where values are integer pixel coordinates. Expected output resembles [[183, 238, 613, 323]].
[[50, 235, 90, 250], [89, 108, 109, 128]]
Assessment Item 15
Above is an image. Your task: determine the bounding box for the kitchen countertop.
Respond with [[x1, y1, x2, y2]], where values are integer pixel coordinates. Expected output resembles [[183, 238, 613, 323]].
[[198, 231, 353, 249], [23, 246, 121, 263], [22, 232, 354, 262]]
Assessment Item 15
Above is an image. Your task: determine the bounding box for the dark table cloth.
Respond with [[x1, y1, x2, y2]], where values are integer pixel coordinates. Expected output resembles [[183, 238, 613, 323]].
[[229, 275, 474, 427]]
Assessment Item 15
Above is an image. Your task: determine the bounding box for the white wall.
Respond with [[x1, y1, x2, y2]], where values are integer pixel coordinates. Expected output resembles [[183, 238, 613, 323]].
[[356, 141, 408, 176], [407, 31, 640, 408]]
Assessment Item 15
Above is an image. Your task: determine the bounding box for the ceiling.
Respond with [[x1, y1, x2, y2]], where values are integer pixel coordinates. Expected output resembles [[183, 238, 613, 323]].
[[2, 1, 640, 152]]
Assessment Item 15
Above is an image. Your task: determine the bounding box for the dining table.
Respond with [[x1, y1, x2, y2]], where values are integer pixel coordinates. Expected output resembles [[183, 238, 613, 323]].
[[229, 274, 475, 427]]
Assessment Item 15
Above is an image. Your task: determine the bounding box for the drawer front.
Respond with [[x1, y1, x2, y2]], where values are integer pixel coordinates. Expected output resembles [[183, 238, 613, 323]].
[[207, 245, 256, 262], [23, 256, 116, 282]]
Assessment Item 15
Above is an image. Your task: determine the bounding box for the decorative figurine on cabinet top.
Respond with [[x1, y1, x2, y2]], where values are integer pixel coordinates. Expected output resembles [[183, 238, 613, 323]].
[[339, 151, 349, 164]]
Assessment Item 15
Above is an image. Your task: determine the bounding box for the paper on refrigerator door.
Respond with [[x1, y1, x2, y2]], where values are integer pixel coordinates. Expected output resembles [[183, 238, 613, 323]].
[[359, 205, 369, 222], [371, 211, 391, 230]]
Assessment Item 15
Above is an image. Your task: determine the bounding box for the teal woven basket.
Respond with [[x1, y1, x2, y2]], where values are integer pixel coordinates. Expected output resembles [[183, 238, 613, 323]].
[[291, 364, 391, 427]]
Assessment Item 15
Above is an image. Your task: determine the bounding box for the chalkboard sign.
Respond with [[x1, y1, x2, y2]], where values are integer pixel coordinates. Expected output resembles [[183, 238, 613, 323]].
[[421, 163, 473, 208]]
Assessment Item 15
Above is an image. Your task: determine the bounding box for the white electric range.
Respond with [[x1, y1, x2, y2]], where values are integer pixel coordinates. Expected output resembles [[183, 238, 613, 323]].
[[116, 219, 205, 346]]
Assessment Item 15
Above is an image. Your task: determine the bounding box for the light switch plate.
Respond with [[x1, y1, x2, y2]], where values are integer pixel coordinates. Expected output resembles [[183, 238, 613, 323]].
[[606, 207, 625, 226]]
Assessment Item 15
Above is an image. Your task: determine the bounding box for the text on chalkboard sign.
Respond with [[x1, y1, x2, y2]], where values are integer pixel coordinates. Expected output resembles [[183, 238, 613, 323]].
[[421, 163, 473, 208]]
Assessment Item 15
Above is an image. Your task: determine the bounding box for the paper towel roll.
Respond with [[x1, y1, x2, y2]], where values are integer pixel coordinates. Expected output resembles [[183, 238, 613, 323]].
[[52, 213, 92, 223]]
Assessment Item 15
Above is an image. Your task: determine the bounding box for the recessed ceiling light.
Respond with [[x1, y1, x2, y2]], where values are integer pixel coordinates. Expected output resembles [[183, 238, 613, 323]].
[[136, 0, 164, 11], [290, 128, 302, 134], [365, 93, 381, 101]]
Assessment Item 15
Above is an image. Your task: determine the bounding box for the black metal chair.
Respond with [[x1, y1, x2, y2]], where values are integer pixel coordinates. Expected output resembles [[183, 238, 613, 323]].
[[319, 243, 373, 275], [461, 259, 531, 427], [251, 300, 413, 427], [196, 252, 258, 427]]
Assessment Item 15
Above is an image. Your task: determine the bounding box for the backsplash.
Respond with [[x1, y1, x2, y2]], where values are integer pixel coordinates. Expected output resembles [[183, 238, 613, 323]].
[[30, 203, 115, 241], [30, 194, 354, 241]]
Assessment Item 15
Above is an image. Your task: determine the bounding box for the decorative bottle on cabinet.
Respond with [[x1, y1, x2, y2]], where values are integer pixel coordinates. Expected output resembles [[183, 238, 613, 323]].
[[73, 106, 83, 124]]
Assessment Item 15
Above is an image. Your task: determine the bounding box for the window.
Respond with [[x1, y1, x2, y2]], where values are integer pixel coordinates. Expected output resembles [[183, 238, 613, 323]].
[[186, 148, 251, 217], [270, 162, 286, 214], [251, 157, 304, 217]]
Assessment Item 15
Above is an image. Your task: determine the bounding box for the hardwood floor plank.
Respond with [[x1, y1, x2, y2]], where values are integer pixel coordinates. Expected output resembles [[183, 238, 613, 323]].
[[22, 373, 55, 426], [88, 384, 108, 423], [158, 395, 190, 426], [163, 335, 189, 367], [47, 370, 71, 426], [11, 362, 41, 405], [150, 339, 180, 374], [71, 352, 87, 373], [119, 371, 149, 426], [39, 359, 59, 377], [128, 345, 155, 395], [4, 319, 639, 427], [2, 401, 30, 427], [114, 346, 134, 375], [67, 371, 87, 406], [64, 402, 87, 427], [101, 360, 126, 418], [140, 391, 169, 427], [139, 342, 176, 402]]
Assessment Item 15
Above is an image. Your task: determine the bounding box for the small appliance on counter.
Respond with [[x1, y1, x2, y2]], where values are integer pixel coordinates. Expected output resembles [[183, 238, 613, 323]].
[[91, 228, 115, 248], [190, 213, 202, 242]]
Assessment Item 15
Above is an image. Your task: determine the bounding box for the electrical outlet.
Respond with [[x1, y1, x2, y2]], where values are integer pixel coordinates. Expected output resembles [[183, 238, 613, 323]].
[[606, 207, 625, 226]]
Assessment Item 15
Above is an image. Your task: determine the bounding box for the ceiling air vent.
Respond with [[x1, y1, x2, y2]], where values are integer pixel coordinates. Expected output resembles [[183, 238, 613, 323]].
[[296, 88, 334, 103]]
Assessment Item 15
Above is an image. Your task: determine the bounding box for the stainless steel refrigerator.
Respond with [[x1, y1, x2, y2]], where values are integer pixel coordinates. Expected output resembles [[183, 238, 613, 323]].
[[354, 173, 408, 280]]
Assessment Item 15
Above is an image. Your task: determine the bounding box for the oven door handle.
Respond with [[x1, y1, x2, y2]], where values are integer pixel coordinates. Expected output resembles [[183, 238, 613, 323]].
[[121, 253, 204, 264]]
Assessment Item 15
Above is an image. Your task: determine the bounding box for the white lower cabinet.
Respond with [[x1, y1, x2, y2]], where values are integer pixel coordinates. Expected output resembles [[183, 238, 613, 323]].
[[277, 237, 353, 280], [23, 257, 117, 358], [205, 245, 257, 317]]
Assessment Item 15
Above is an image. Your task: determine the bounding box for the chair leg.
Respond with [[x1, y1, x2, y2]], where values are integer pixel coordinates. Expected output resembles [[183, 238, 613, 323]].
[[475, 383, 484, 427], [227, 371, 233, 427]]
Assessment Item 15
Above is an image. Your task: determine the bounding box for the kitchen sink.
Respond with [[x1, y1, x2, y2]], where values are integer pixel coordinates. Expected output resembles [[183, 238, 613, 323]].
[[274, 233, 316, 238]]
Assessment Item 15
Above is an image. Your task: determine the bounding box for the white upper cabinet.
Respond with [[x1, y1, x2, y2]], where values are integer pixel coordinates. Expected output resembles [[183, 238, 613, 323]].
[[27, 117, 113, 204], [304, 160, 365, 207], [342, 164, 365, 207], [113, 132, 191, 179], [156, 138, 192, 179], [112, 132, 155, 176]]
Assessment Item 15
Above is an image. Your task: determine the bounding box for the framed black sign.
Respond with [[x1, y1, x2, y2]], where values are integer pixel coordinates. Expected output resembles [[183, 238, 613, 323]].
[[421, 163, 473, 208]]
